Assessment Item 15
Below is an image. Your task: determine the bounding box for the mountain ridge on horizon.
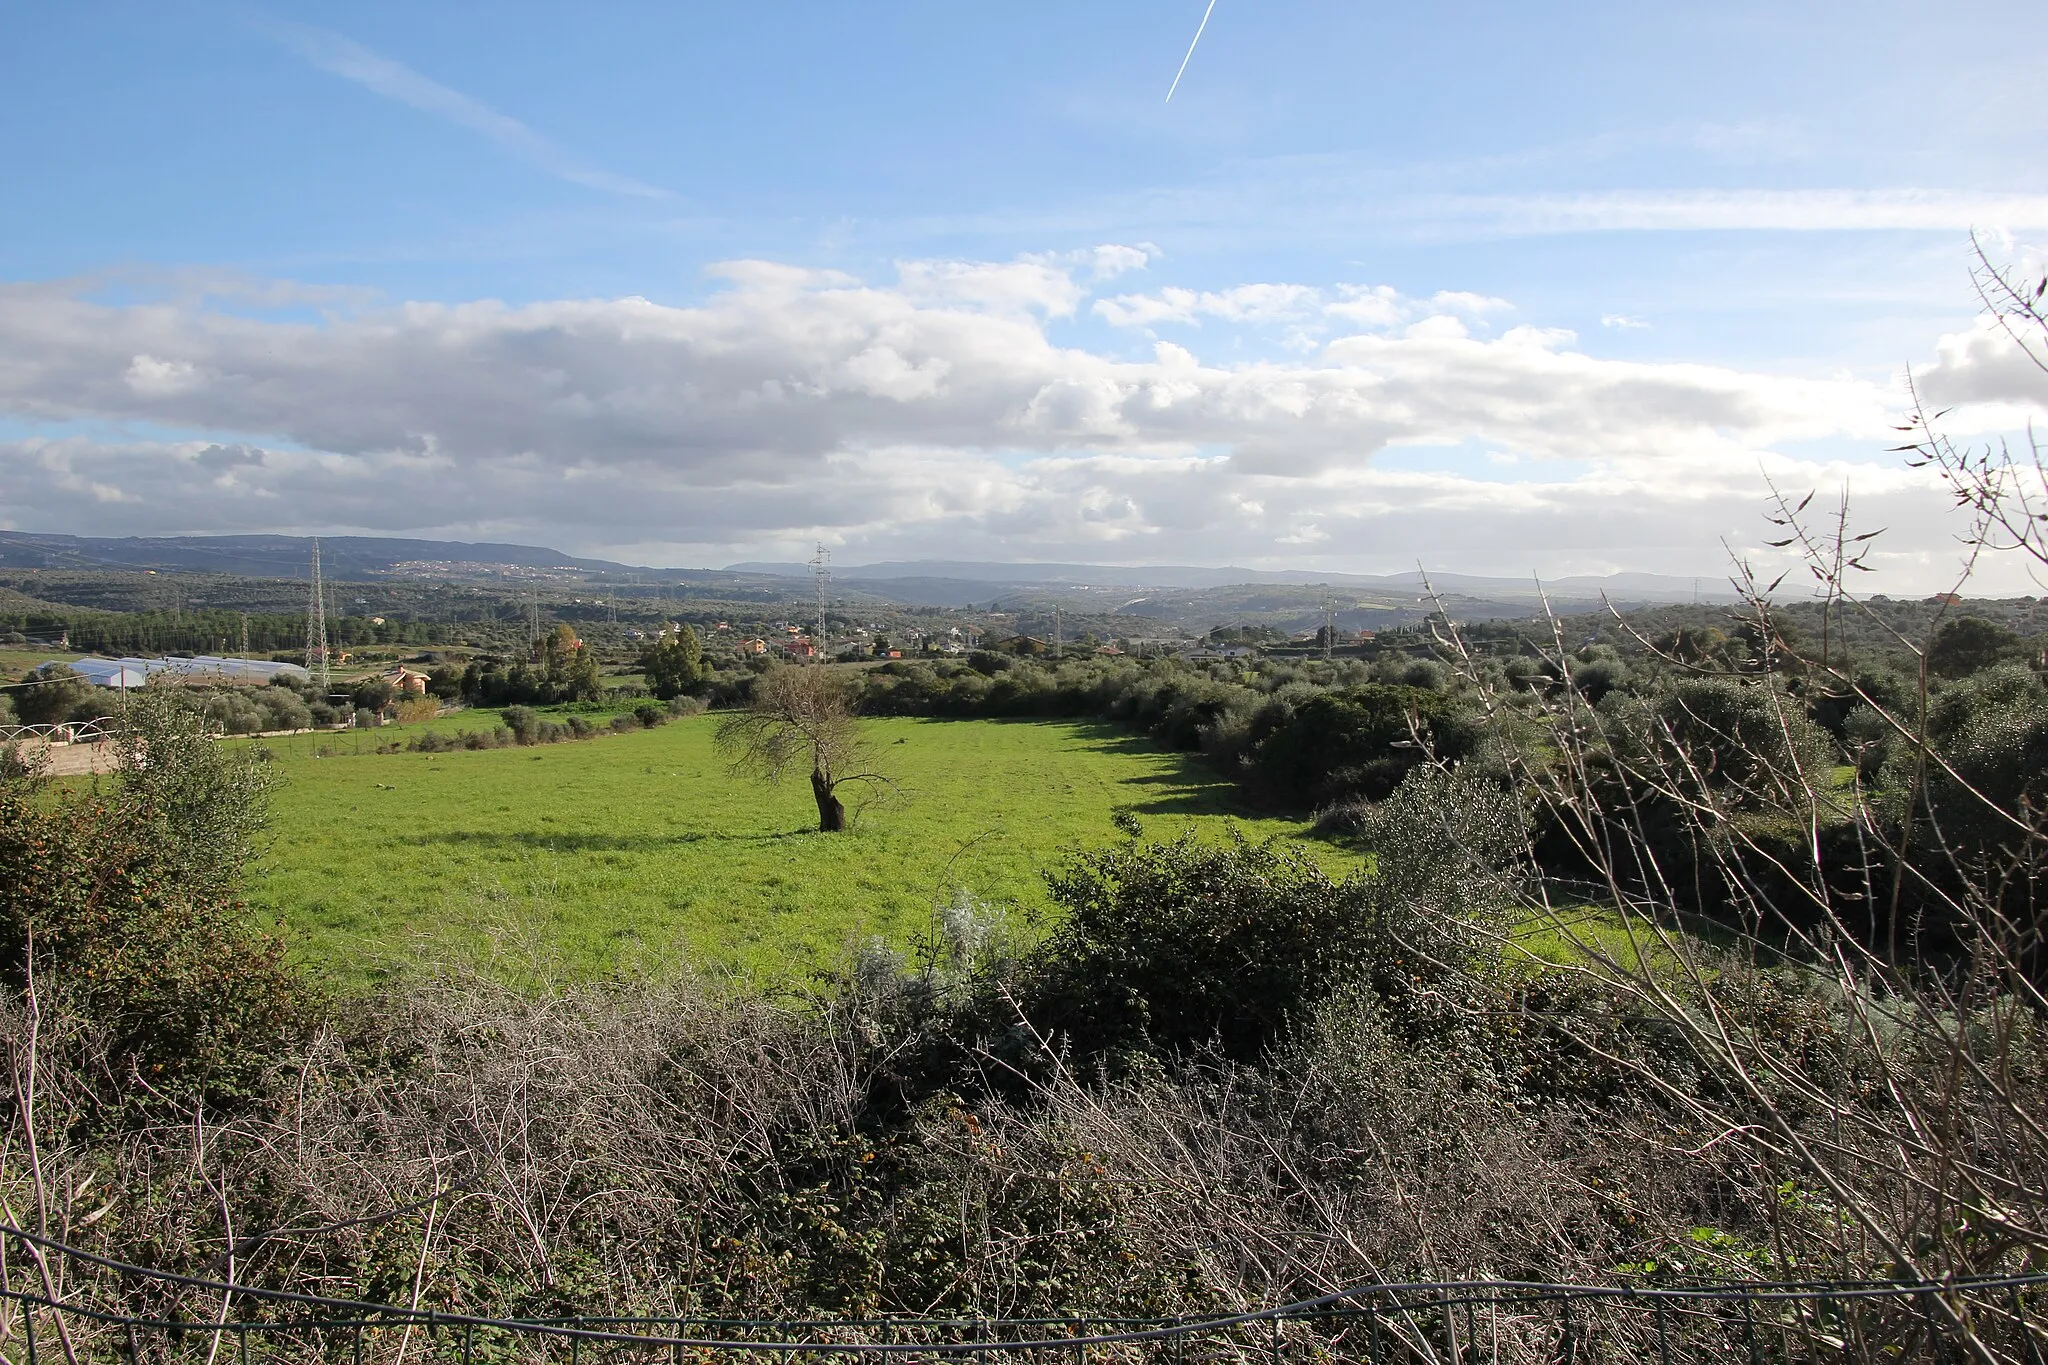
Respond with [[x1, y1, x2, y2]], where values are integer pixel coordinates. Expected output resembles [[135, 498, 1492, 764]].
[[726, 558, 1743, 600], [0, 530, 1745, 603]]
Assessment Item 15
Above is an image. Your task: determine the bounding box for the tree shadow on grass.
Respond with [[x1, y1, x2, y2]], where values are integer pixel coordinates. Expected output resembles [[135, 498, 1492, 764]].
[[911, 716, 1266, 819], [399, 827, 818, 853], [1117, 788, 1247, 818]]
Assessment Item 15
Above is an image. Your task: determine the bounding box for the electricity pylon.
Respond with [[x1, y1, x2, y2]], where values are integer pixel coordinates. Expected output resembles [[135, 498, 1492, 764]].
[[304, 539, 332, 696], [810, 543, 830, 659]]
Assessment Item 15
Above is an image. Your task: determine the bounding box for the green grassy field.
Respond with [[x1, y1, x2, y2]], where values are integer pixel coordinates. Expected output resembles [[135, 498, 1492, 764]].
[[245, 713, 1350, 988], [2, 648, 87, 684]]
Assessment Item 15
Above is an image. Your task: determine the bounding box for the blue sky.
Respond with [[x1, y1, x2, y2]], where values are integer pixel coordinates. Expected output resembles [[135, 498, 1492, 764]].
[[2, 2, 2045, 588]]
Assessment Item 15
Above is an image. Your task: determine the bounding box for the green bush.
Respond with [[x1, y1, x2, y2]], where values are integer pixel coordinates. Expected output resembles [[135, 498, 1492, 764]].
[[503, 704, 542, 744], [642, 625, 707, 699], [350, 677, 396, 713], [0, 690, 315, 1121], [1927, 615, 2025, 678], [255, 685, 313, 731], [1648, 678, 1835, 809], [1023, 771, 1518, 1062], [201, 688, 269, 734], [14, 662, 94, 725], [1026, 831, 1368, 1059], [1248, 684, 1474, 805]]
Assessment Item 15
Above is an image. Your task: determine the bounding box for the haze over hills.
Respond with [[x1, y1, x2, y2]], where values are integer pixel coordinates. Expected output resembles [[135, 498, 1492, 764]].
[[0, 531, 645, 580], [0, 531, 1740, 602], [728, 559, 1741, 603], [0, 529, 1756, 635]]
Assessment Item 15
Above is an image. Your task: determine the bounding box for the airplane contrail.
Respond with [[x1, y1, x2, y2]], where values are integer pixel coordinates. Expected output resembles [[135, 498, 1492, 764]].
[[1165, 0, 1218, 103]]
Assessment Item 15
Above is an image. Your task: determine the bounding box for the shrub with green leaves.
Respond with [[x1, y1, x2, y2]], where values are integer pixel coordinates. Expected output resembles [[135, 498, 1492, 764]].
[[1024, 770, 1519, 1062], [1248, 683, 1475, 804], [1647, 677, 1836, 810], [642, 625, 707, 699], [14, 662, 94, 726], [1926, 615, 2025, 678], [0, 689, 315, 1120]]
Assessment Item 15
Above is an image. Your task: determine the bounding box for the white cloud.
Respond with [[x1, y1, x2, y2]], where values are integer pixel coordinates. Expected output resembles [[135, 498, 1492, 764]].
[[124, 354, 202, 395], [1430, 290, 1513, 314], [0, 252, 2035, 589], [1099, 282, 1515, 335], [1324, 285, 1407, 328], [1601, 314, 1649, 330], [1914, 316, 2048, 411], [262, 20, 671, 200], [1424, 189, 2048, 236], [897, 256, 1088, 317]]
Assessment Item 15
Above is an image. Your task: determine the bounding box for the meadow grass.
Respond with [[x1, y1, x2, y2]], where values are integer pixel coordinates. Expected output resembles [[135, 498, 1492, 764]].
[[2, 648, 88, 686], [1508, 903, 1689, 978], [245, 712, 1350, 989]]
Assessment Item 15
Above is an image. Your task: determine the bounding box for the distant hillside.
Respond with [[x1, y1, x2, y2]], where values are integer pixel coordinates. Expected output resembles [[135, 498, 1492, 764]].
[[0, 585, 71, 615], [729, 558, 1740, 604], [1, 533, 1740, 607], [0, 531, 655, 580]]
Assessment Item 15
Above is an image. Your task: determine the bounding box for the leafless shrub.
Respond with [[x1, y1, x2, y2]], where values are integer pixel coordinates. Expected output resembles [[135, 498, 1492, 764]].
[[1409, 246, 2048, 1361]]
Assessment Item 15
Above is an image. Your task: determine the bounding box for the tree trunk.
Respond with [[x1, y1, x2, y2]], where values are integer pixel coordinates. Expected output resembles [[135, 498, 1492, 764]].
[[811, 767, 846, 832]]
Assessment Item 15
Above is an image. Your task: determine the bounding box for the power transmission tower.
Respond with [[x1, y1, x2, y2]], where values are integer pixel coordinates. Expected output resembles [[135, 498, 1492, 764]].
[[304, 539, 332, 697], [239, 613, 250, 658], [1053, 603, 1063, 659], [1323, 593, 1336, 662], [809, 543, 830, 660]]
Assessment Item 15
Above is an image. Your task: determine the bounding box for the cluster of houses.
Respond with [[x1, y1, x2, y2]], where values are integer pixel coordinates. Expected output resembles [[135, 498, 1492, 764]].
[[715, 622, 988, 661]]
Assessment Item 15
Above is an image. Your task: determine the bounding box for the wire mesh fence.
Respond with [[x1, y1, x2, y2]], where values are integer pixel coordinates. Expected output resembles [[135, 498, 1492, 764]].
[[1, 1226, 2042, 1364]]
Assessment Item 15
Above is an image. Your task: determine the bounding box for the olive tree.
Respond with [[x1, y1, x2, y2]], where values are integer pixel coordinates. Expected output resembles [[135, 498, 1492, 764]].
[[642, 625, 706, 699], [715, 665, 889, 831], [14, 662, 93, 726]]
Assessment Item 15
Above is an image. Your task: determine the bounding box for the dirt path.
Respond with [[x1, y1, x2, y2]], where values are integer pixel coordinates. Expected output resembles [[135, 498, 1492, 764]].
[[13, 738, 119, 776]]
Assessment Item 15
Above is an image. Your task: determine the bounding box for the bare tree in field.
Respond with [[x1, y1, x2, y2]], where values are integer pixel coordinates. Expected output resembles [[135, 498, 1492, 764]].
[[716, 666, 889, 831]]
